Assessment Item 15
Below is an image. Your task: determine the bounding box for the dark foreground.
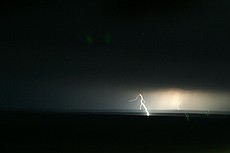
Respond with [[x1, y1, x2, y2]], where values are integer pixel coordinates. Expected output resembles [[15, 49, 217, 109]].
[[1, 112, 230, 153]]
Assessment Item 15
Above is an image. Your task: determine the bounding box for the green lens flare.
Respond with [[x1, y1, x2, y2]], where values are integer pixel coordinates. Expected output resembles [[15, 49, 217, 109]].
[[104, 33, 111, 44], [85, 35, 93, 45]]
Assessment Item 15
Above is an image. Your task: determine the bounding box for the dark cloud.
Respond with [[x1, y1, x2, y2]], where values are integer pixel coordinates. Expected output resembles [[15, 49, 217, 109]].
[[1, 0, 230, 110]]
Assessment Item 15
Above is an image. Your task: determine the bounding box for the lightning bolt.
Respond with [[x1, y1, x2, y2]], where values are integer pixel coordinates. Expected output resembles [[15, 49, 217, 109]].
[[176, 94, 189, 122], [177, 94, 184, 110], [129, 94, 150, 116]]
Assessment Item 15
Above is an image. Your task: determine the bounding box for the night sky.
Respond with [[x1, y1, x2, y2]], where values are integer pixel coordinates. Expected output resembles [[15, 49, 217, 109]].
[[1, 0, 230, 111]]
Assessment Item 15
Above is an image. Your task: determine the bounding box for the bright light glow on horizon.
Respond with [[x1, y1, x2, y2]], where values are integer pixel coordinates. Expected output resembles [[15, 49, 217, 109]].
[[139, 89, 230, 112]]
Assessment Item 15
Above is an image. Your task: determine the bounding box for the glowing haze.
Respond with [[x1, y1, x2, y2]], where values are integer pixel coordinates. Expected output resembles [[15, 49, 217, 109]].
[[63, 84, 230, 113], [137, 89, 230, 112], [3, 80, 230, 113]]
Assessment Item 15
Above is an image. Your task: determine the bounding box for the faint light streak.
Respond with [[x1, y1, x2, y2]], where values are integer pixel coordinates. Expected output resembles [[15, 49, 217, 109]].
[[173, 93, 189, 122], [177, 94, 184, 110], [206, 110, 210, 117], [129, 94, 150, 116]]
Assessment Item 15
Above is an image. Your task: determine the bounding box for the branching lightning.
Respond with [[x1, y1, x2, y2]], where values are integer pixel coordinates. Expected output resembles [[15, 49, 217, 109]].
[[129, 94, 150, 116]]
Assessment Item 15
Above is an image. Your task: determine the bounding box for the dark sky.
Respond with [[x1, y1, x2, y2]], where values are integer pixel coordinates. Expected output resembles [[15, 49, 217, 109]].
[[1, 0, 230, 110]]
